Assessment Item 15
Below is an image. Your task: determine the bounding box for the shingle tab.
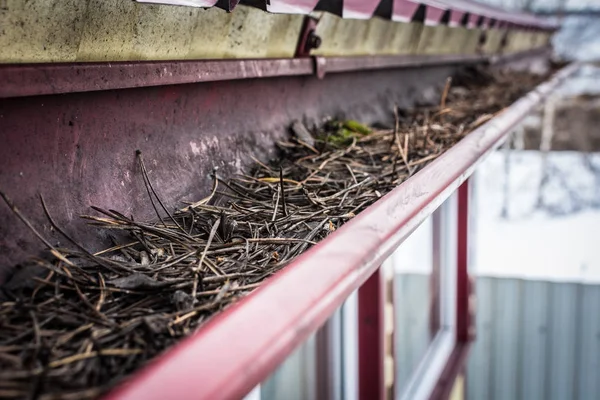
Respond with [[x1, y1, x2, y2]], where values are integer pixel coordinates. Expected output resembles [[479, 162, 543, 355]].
[[134, 0, 557, 30]]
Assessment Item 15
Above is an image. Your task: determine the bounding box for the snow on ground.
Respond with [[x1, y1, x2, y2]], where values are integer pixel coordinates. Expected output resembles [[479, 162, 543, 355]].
[[555, 63, 600, 96], [473, 150, 600, 283], [471, 63, 600, 283]]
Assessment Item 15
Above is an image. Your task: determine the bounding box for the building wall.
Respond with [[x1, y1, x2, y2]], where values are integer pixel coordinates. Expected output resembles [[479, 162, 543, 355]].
[[467, 277, 600, 400]]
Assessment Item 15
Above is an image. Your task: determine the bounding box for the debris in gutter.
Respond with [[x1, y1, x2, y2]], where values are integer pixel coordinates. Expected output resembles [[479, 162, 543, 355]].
[[0, 67, 549, 399]]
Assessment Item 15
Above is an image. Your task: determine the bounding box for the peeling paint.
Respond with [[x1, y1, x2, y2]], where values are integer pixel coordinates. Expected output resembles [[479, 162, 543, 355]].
[[190, 141, 201, 155]]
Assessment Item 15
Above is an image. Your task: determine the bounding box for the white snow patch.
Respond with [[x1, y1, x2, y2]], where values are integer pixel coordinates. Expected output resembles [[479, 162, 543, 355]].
[[392, 215, 433, 274], [556, 64, 600, 96], [474, 151, 600, 283]]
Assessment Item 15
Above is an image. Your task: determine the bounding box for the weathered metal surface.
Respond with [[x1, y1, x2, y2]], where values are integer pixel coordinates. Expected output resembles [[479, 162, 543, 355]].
[[321, 54, 486, 74], [0, 64, 458, 281], [0, 59, 313, 98], [0, 2, 304, 63], [0, 0, 555, 64], [294, 16, 319, 57], [490, 45, 552, 68], [309, 13, 417, 56], [97, 64, 578, 400], [0, 53, 489, 98]]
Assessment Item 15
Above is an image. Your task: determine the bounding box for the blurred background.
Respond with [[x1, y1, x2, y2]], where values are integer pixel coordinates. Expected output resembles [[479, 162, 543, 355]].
[[466, 65, 600, 399], [467, 1, 600, 399], [466, 0, 600, 399], [488, 0, 600, 61], [466, 2, 600, 397], [258, 1, 600, 399]]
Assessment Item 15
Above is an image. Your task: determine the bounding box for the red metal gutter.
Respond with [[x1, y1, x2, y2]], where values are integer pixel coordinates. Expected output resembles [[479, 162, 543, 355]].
[[0, 59, 312, 99], [490, 45, 551, 66], [0, 48, 548, 99], [321, 54, 486, 74], [0, 54, 488, 99], [104, 62, 579, 400]]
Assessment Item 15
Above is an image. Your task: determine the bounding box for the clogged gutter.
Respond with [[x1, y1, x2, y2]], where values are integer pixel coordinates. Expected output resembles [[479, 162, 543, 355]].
[[0, 66, 550, 399]]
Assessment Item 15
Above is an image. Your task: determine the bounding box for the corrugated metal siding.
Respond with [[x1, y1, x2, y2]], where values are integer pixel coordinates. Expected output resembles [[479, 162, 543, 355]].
[[467, 277, 600, 400], [548, 282, 579, 400], [519, 281, 549, 400], [491, 278, 522, 400], [258, 276, 598, 400], [577, 285, 600, 399]]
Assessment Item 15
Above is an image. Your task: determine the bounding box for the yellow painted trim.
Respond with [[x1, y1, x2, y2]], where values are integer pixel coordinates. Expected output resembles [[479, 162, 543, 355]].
[[482, 29, 505, 54], [312, 13, 424, 57], [76, 0, 137, 62], [387, 22, 424, 55], [0, 1, 548, 63], [0, 0, 87, 62], [0, 1, 302, 63]]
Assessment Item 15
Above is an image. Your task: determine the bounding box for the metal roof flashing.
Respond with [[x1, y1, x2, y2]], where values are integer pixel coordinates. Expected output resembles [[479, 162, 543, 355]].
[[135, 0, 558, 30]]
